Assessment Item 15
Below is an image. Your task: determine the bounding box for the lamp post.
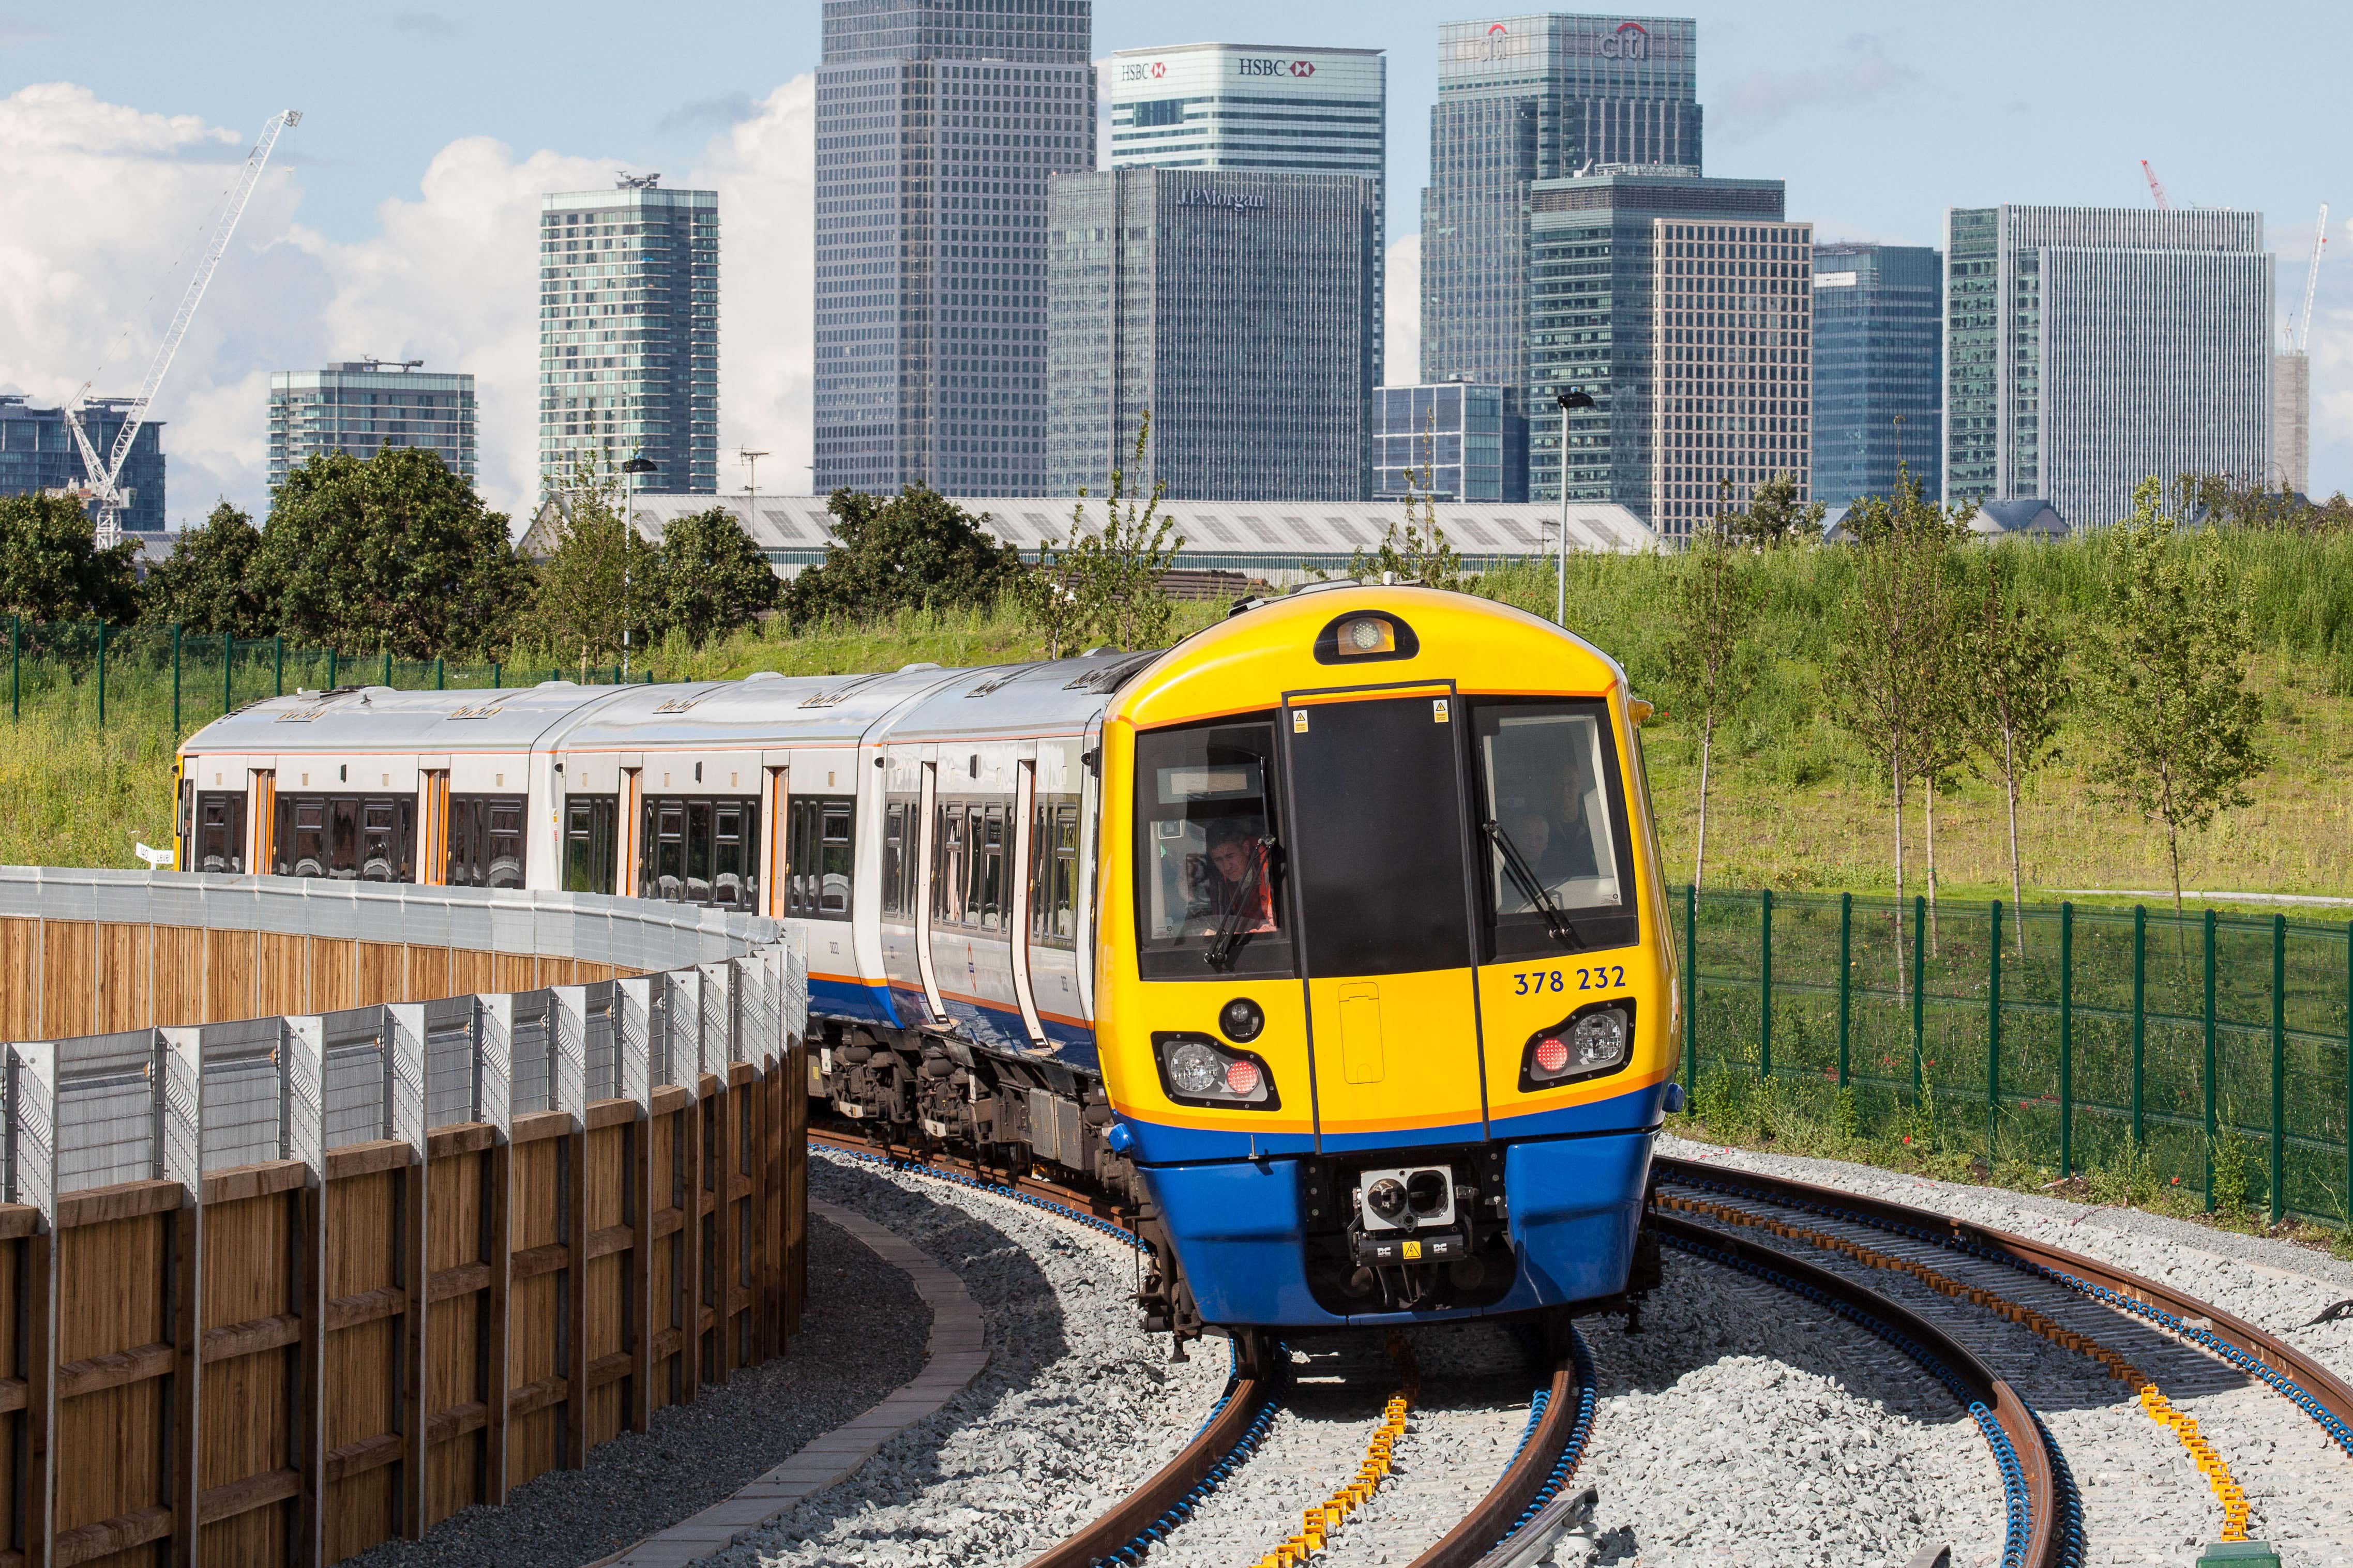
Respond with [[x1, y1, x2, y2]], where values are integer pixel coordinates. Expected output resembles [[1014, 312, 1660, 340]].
[[621, 452, 657, 680], [1555, 388, 1597, 627]]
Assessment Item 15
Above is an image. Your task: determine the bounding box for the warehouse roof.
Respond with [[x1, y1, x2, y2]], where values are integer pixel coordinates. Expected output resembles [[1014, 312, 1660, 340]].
[[522, 492, 1660, 576]]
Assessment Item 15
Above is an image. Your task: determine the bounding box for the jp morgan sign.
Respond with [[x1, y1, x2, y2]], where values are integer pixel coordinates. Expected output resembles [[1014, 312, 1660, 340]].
[[1178, 188, 1270, 212]]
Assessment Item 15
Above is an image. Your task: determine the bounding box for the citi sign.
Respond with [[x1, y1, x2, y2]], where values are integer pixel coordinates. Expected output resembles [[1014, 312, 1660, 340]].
[[1598, 22, 1649, 59], [1236, 57, 1318, 78]]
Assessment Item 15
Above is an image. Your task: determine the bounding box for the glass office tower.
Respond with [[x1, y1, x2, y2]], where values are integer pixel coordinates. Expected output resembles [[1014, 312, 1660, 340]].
[[539, 180, 717, 496], [1525, 169, 1801, 538], [1108, 42, 1385, 380], [814, 0, 1094, 498], [269, 362, 477, 493], [1944, 204, 2271, 529], [1371, 384, 1517, 501], [0, 397, 165, 532], [1047, 168, 1377, 501], [1420, 13, 1699, 404], [1809, 243, 1941, 509]]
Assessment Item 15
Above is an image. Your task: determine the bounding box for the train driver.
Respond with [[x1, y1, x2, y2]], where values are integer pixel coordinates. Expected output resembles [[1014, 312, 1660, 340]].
[[1189, 827, 1275, 937]]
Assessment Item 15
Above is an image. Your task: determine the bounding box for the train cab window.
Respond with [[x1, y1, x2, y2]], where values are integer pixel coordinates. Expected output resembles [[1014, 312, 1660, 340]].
[[785, 797, 853, 919], [273, 795, 414, 882], [1132, 720, 1290, 979], [192, 790, 247, 874], [1030, 799, 1080, 947], [1472, 701, 1639, 959], [639, 795, 762, 912], [447, 794, 527, 889], [564, 797, 618, 894]]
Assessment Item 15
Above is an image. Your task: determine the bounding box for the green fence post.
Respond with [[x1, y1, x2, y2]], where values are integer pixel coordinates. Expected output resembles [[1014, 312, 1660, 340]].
[[274, 635, 283, 696], [1988, 899, 2002, 1162], [383, 650, 393, 688], [96, 619, 106, 726], [435, 656, 445, 691], [2204, 908, 2218, 1211], [2131, 905, 2147, 1147], [9, 615, 17, 720], [1836, 892, 1852, 1087], [1683, 883, 1698, 1095], [2060, 902, 2075, 1178], [171, 623, 182, 734], [2272, 914, 2287, 1223], [492, 661, 502, 690], [223, 630, 233, 719], [1911, 894, 1925, 1107], [327, 648, 337, 689], [1759, 887, 1773, 1082]]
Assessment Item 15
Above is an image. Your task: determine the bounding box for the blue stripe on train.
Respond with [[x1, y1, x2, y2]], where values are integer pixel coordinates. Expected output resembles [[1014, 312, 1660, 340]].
[[875, 983, 1102, 1074], [1115, 1079, 1666, 1166], [810, 976, 903, 1027]]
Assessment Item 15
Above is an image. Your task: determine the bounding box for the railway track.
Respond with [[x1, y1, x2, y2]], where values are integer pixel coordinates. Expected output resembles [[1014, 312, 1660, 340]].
[[1655, 1153, 2353, 1561]]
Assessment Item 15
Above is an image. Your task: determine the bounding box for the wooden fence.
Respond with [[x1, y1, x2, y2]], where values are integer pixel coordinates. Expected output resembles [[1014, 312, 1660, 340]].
[[0, 872, 810, 1568]]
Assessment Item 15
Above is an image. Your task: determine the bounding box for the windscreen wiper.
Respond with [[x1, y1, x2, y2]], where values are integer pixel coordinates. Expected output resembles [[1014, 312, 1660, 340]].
[[1204, 836, 1276, 971], [1482, 819, 1578, 947]]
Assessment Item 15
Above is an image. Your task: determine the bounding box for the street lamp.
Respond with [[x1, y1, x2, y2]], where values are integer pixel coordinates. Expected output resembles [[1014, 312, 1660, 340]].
[[1555, 388, 1597, 627], [621, 453, 657, 681]]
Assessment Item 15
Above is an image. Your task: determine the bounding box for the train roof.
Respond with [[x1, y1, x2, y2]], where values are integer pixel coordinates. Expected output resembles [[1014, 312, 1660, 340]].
[[545, 663, 971, 750], [179, 681, 638, 755], [869, 649, 1164, 744]]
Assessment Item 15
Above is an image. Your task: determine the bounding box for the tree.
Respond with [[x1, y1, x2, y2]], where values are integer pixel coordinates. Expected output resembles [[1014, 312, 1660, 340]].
[[521, 453, 651, 664], [1662, 510, 1759, 889], [2088, 477, 2268, 915], [140, 502, 269, 635], [1062, 411, 1184, 649], [256, 448, 531, 658], [0, 491, 138, 623], [1722, 470, 1827, 549], [648, 506, 781, 648], [1019, 528, 1090, 661], [781, 486, 1023, 627], [1831, 472, 1969, 946], [1964, 552, 2069, 951]]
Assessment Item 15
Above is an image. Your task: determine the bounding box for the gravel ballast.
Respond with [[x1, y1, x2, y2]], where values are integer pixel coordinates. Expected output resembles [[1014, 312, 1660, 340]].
[[1664, 1133, 2353, 1566], [340, 1208, 930, 1568], [713, 1150, 1229, 1567]]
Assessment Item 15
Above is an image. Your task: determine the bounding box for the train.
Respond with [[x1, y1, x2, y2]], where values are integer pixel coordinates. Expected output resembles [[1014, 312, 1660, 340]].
[[176, 582, 1680, 1339]]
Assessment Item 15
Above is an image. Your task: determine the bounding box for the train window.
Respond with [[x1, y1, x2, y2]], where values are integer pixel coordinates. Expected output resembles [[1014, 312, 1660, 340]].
[[931, 804, 967, 923], [448, 794, 527, 889], [1471, 700, 1640, 960], [785, 796, 853, 919], [640, 795, 763, 912], [1030, 798, 1080, 947], [881, 799, 920, 917], [1131, 719, 1292, 980], [194, 791, 246, 874], [564, 797, 618, 894], [971, 803, 1005, 930], [273, 794, 414, 882]]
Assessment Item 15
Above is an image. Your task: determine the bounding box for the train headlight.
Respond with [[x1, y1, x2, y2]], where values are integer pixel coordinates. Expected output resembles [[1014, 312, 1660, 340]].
[[1152, 1032, 1278, 1110], [1520, 1000, 1637, 1091]]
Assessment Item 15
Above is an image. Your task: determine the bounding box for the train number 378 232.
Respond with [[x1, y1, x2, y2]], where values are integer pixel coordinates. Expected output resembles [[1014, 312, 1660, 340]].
[[1511, 965, 1626, 995]]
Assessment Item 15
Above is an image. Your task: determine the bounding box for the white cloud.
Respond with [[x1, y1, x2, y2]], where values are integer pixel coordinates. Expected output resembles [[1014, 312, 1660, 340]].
[[1384, 233, 1420, 386], [1714, 35, 1922, 143], [0, 76, 819, 531]]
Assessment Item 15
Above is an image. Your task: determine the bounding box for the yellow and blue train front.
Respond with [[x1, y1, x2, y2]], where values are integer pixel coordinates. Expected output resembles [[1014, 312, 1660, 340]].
[[1095, 588, 1678, 1329]]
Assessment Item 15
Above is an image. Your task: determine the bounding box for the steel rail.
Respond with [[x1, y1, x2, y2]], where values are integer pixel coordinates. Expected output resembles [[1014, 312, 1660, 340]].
[[1654, 1212, 2068, 1568], [810, 1127, 1287, 1568], [1402, 1345, 1587, 1568], [1654, 1155, 2353, 1447]]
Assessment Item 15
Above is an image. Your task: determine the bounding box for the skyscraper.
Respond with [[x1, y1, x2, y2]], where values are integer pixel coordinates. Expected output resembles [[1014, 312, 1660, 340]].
[[2273, 349, 2310, 496], [1371, 383, 1520, 502], [1809, 243, 1941, 510], [1048, 169, 1376, 500], [1945, 204, 2272, 529], [538, 179, 718, 496], [813, 0, 1094, 498], [0, 397, 165, 532], [1107, 42, 1386, 378], [1420, 13, 1699, 402], [1525, 169, 1805, 539], [269, 362, 477, 493]]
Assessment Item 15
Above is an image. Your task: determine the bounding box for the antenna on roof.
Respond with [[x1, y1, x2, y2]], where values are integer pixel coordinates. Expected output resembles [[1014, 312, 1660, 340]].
[[616, 171, 661, 189]]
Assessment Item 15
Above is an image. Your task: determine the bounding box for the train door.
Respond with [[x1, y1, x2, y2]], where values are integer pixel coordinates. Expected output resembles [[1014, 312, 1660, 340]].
[[1278, 683, 1488, 1149]]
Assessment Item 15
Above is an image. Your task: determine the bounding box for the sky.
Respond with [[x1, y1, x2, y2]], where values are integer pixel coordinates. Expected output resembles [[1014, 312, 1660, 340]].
[[3, 2, 2350, 530]]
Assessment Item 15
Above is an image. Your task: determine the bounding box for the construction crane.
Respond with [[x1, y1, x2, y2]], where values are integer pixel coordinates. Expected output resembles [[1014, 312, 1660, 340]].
[[64, 109, 300, 548], [2290, 203, 2329, 352], [2140, 159, 2170, 209]]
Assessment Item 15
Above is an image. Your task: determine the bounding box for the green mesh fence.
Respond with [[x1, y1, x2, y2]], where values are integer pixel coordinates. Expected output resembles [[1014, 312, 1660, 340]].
[[6, 616, 653, 737], [1675, 886, 2353, 1226]]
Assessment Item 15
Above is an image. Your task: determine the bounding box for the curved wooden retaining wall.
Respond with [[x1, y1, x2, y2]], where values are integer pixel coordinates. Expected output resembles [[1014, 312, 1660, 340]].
[[0, 870, 810, 1568]]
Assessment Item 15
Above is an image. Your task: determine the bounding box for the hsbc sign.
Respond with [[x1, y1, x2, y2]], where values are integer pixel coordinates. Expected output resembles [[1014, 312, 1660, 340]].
[[1236, 56, 1318, 78]]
